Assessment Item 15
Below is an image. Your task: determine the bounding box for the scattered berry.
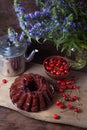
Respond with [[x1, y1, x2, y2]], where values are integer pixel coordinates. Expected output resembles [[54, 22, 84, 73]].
[[56, 100, 61, 106], [69, 97, 74, 102], [65, 97, 69, 101], [68, 85, 73, 89], [61, 81, 66, 86], [74, 108, 80, 113], [73, 85, 78, 89], [62, 93, 66, 97], [53, 114, 59, 119], [59, 88, 64, 93], [67, 104, 73, 109], [59, 103, 64, 109], [73, 96, 77, 100], [2, 79, 7, 84], [44, 61, 81, 118]]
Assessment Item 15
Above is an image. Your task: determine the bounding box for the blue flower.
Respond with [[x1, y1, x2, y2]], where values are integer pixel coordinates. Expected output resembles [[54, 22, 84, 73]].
[[19, 31, 25, 42], [34, 11, 40, 17], [7, 0, 87, 52], [19, 22, 26, 29]]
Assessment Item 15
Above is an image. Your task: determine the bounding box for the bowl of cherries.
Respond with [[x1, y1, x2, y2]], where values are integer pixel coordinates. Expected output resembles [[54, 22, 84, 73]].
[[43, 56, 71, 79]]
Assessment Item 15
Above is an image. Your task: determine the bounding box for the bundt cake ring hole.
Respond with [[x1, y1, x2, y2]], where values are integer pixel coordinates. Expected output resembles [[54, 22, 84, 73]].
[[23, 80, 38, 92]]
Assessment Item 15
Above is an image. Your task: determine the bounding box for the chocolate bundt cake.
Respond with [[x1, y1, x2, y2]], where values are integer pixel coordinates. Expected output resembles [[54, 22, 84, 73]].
[[10, 73, 54, 112]]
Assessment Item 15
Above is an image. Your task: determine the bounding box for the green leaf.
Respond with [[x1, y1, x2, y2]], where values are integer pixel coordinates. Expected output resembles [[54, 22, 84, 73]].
[[68, 13, 73, 21]]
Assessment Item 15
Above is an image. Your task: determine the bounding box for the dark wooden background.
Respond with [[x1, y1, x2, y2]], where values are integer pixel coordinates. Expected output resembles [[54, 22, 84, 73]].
[[0, 0, 87, 130]]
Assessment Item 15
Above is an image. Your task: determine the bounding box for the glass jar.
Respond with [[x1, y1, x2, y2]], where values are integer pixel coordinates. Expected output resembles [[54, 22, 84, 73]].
[[66, 48, 87, 70]]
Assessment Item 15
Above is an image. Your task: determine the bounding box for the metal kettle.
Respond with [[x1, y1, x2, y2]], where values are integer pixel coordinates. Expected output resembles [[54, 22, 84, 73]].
[[0, 37, 38, 77]]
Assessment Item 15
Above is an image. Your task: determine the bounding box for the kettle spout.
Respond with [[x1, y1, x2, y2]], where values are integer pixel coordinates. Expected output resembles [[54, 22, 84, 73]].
[[25, 49, 38, 62]]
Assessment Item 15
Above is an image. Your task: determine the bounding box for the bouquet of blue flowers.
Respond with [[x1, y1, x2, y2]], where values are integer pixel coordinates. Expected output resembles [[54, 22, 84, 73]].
[[8, 0, 87, 55]]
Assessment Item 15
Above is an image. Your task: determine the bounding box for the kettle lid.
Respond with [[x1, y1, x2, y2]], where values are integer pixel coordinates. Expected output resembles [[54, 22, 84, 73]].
[[0, 36, 27, 58]]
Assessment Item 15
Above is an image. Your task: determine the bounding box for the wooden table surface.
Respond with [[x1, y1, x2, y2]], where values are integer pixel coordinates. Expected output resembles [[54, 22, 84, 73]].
[[0, 0, 87, 130], [0, 106, 85, 130]]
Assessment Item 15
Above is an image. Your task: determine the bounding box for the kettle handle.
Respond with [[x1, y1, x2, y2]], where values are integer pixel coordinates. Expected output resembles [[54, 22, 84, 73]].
[[24, 49, 38, 62], [0, 55, 4, 68]]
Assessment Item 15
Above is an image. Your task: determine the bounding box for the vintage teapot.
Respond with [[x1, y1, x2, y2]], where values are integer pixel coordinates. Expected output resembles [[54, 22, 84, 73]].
[[0, 36, 38, 76]]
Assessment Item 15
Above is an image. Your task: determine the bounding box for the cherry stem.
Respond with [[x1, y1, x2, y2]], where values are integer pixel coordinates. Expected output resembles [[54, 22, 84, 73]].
[[75, 112, 80, 121], [76, 99, 82, 106], [60, 108, 70, 113]]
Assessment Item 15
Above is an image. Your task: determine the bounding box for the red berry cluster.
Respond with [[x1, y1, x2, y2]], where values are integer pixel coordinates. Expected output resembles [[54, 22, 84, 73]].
[[44, 56, 69, 77], [56, 99, 80, 113], [56, 100, 65, 109], [54, 76, 80, 117]]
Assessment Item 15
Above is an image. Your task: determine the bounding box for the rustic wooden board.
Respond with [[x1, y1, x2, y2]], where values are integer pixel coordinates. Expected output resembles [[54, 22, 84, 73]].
[[0, 63, 87, 128]]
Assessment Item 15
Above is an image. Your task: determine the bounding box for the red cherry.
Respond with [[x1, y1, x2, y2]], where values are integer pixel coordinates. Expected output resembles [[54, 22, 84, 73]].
[[65, 97, 69, 101], [59, 103, 64, 109], [50, 60, 53, 64], [64, 70, 69, 74], [44, 61, 48, 65], [57, 80, 61, 84], [61, 81, 66, 86], [67, 104, 73, 109], [73, 85, 78, 89], [62, 93, 66, 97], [59, 68, 63, 72], [68, 85, 73, 89], [52, 69, 56, 74], [56, 71, 60, 76], [73, 96, 77, 100], [59, 88, 64, 93], [74, 108, 80, 113], [46, 66, 52, 71], [2, 79, 7, 84], [56, 63, 60, 67], [65, 80, 70, 85], [56, 100, 61, 106], [53, 114, 59, 119], [50, 70, 54, 74], [50, 63, 54, 67], [68, 97, 74, 102], [69, 79, 74, 84]]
